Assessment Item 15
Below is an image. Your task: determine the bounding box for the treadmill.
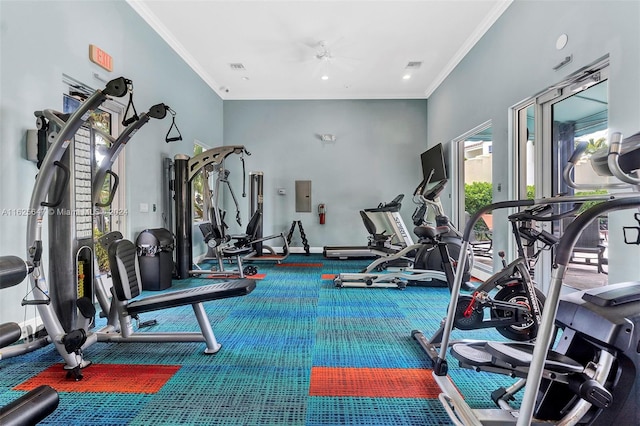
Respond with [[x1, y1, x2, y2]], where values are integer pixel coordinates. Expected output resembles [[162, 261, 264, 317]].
[[323, 195, 414, 259]]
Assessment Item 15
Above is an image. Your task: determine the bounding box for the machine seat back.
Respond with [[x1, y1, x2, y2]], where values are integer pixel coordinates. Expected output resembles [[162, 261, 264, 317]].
[[108, 239, 142, 301], [360, 211, 389, 244], [245, 210, 262, 240]]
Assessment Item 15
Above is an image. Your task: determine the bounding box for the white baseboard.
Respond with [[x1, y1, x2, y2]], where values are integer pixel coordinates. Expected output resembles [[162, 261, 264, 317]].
[[288, 246, 323, 254], [194, 246, 325, 264]]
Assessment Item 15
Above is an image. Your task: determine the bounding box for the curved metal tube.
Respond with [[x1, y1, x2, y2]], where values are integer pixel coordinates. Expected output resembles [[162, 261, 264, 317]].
[[24, 78, 128, 367], [608, 132, 640, 185]]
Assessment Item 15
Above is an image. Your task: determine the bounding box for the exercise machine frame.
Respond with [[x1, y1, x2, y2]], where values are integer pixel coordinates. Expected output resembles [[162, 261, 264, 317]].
[[3, 78, 256, 379], [334, 178, 469, 289], [413, 131, 640, 425]]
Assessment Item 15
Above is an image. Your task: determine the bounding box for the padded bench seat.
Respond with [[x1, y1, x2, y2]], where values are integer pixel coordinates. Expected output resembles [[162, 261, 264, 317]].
[[127, 279, 256, 315], [106, 237, 257, 354]]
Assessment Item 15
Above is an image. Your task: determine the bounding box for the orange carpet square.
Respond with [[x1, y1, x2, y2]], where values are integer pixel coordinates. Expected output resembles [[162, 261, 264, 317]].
[[321, 274, 336, 280], [309, 367, 440, 398], [14, 363, 181, 394]]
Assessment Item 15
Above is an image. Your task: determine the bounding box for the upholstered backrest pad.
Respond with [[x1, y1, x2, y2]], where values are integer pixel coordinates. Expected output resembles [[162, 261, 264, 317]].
[[108, 239, 142, 301], [245, 210, 262, 239]]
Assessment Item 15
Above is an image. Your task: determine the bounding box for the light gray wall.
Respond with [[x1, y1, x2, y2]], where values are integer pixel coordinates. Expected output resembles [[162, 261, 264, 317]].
[[223, 100, 428, 249], [428, 0, 640, 283], [0, 1, 223, 324]]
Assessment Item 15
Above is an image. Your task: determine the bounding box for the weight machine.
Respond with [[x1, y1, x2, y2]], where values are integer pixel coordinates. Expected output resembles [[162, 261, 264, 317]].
[[173, 145, 251, 279], [173, 152, 290, 279], [2, 78, 255, 380]]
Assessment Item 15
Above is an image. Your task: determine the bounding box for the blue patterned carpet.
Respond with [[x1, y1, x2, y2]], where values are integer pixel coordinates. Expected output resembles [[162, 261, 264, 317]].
[[0, 254, 518, 425]]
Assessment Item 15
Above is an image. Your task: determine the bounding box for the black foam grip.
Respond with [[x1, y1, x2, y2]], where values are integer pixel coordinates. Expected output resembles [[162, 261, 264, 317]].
[[0, 256, 29, 289], [0, 385, 59, 426], [0, 322, 22, 348]]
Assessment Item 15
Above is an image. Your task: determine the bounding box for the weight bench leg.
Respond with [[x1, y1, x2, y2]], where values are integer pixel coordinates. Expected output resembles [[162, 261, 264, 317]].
[[192, 302, 222, 354]]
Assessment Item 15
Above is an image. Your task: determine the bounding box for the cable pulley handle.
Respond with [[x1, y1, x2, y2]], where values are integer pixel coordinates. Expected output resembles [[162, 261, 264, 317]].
[[223, 178, 242, 227], [241, 155, 247, 197], [122, 79, 139, 126], [95, 170, 119, 207], [21, 273, 51, 306], [239, 148, 251, 197], [40, 161, 70, 208], [165, 106, 183, 143]]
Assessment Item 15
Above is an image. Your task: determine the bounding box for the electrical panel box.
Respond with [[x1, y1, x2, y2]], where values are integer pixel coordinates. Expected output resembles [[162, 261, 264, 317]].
[[295, 180, 312, 212]]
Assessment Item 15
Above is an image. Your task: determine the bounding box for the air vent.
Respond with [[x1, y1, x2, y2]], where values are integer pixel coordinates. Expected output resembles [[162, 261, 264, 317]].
[[405, 61, 422, 69], [229, 63, 246, 71]]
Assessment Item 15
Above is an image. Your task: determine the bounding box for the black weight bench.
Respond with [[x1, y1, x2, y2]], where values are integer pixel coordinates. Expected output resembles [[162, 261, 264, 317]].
[[107, 237, 256, 353]]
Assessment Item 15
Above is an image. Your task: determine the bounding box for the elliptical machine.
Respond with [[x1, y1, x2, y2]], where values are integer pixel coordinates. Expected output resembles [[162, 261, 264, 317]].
[[333, 175, 472, 289], [409, 176, 473, 286], [413, 131, 640, 426]]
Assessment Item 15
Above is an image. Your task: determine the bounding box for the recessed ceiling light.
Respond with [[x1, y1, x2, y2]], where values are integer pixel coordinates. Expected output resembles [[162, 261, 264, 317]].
[[321, 75, 329, 80], [403, 74, 411, 80], [241, 76, 250, 81]]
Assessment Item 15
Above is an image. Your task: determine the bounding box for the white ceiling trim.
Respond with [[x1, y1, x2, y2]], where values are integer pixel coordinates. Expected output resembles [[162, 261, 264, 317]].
[[423, 0, 513, 97], [126, 0, 223, 97], [127, 0, 513, 101]]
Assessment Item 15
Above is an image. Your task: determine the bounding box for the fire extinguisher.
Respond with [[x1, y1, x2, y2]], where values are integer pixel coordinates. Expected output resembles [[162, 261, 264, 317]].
[[318, 203, 326, 225]]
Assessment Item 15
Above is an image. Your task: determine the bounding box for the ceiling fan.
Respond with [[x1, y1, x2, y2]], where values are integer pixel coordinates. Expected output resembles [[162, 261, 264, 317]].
[[314, 40, 333, 62], [305, 39, 356, 78]]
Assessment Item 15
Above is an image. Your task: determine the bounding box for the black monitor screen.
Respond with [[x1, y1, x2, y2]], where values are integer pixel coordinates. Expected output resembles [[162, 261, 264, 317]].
[[420, 143, 447, 183]]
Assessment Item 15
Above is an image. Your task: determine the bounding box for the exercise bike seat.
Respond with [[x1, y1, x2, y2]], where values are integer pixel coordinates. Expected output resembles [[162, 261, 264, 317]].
[[413, 225, 449, 242]]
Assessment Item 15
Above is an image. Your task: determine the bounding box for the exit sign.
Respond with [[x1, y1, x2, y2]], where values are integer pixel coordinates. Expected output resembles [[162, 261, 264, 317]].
[[89, 44, 113, 72]]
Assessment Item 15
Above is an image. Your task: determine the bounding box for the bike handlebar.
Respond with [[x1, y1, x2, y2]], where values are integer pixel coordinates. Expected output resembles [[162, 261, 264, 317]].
[[508, 202, 583, 222]]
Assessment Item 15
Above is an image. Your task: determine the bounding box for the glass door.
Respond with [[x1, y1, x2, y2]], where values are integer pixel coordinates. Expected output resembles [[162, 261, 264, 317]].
[[523, 60, 610, 291], [453, 121, 494, 276]]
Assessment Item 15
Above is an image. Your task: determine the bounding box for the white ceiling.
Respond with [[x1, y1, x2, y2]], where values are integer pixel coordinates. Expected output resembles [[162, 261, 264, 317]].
[[127, 0, 512, 100]]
